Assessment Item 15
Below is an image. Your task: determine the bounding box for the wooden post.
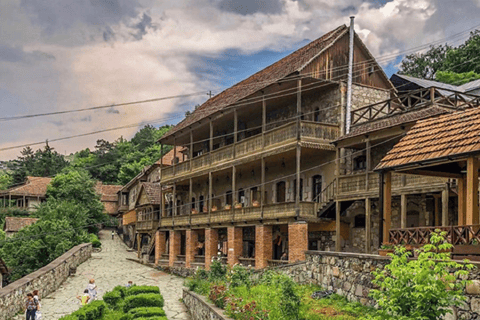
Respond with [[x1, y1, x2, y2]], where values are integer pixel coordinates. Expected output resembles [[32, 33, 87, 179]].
[[458, 177, 466, 225], [208, 172, 213, 223], [442, 187, 449, 226], [383, 172, 392, 244], [365, 139, 371, 190], [335, 201, 341, 252], [190, 129, 193, 172], [262, 95, 266, 148], [401, 194, 407, 229], [232, 166, 236, 220], [430, 86, 435, 104], [173, 183, 177, 220], [261, 157, 265, 219], [160, 143, 163, 180], [161, 188, 165, 217], [378, 172, 384, 247], [233, 108, 238, 157], [434, 195, 440, 226], [295, 79, 302, 218], [466, 156, 479, 225], [209, 119, 213, 153], [365, 198, 371, 253], [189, 178, 193, 225], [295, 146, 301, 218]]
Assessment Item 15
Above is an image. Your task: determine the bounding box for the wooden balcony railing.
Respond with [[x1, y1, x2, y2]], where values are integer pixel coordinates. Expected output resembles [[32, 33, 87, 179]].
[[159, 202, 317, 227], [390, 225, 480, 247], [337, 172, 448, 198], [161, 121, 339, 180], [136, 219, 158, 231], [238, 258, 255, 267]]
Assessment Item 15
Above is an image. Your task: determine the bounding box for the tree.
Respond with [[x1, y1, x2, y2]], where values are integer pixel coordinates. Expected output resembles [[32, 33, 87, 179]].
[[369, 230, 474, 319], [398, 45, 450, 79], [46, 168, 105, 233], [435, 70, 480, 85]]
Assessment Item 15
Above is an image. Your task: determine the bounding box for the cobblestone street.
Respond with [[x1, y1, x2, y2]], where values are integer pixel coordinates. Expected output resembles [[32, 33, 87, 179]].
[[31, 230, 190, 320]]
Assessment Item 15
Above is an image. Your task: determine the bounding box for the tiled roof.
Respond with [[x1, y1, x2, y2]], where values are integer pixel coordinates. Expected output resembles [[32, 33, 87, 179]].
[[0, 177, 52, 197], [161, 25, 350, 141], [376, 107, 480, 170], [338, 105, 449, 141], [103, 202, 118, 215], [4, 217, 39, 232], [139, 182, 161, 205], [99, 184, 122, 202]]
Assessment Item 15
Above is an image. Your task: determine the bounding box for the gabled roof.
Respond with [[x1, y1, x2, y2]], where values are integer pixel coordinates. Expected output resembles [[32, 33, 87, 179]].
[[4, 217, 39, 232], [96, 183, 122, 202], [0, 176, 52, 197], [376, 107, 480, 170], [136, 182, 161, 206], [161, 25, 354, 141]]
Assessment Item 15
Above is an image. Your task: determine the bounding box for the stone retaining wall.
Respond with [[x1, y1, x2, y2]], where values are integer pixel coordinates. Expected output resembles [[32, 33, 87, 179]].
[[183, 289, 231, 320], [258, 251, 480, 320], [0, 243, 92, 320]]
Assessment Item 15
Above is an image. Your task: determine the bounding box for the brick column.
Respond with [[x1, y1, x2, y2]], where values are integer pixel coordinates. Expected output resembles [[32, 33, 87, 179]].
[[205, 228, 218, 270], [136, 233, 141, 258], [169, 230, 181, 267], [255, 225, 272, 269], [288, 222, 308, 262], [155, 231, 167, 265], [185, 229, 198, 268], [227, 226, 243, 266]]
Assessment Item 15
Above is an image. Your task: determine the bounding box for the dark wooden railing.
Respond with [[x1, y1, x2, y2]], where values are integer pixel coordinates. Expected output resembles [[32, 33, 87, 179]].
[[390, 225, 480, 246], [351, 87, 480, 125]]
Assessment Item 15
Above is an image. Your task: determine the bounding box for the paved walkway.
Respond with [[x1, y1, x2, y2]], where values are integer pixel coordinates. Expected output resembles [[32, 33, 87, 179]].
[[32, 230, 190, 320]]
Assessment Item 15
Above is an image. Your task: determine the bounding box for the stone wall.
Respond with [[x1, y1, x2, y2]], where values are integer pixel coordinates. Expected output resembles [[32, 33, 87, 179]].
[[183, 289, 231, 320], [257, 251, 480, 319], [0, 243, 92, 320]]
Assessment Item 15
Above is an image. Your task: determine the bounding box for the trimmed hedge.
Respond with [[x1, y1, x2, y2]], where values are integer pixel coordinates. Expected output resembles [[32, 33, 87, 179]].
[[126, 285, 160, 297], [123, 293, 164, 313], [114, 285, 128, 298], [103, 290, 122, 308], [59, 300, 106, 320], [129, 307, 166, 318], [132, 317, 167, 320]]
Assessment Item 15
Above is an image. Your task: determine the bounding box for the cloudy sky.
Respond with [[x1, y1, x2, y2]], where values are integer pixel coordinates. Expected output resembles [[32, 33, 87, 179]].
[[1, 0, 479, 159]]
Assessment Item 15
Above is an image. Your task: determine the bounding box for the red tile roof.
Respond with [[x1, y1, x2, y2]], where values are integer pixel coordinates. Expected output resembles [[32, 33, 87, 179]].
[[0, 177, 52, 197], [376, 107, 480, 170], [161, 25, 350, 141], [4, 217, 39, 232]]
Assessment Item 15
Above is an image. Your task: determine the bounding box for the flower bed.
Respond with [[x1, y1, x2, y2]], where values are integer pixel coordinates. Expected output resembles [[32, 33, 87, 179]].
[[185, 261, 384, 320], [59, 285, 167, 320]]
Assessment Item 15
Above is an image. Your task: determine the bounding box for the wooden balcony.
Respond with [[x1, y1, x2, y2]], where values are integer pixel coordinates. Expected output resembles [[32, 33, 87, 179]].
[[136, 219, 158, 231], [389, 225, 480, 256], [161, 121, 338, 182], [159, 202, 317, 228], [337, 172, 449, 200]]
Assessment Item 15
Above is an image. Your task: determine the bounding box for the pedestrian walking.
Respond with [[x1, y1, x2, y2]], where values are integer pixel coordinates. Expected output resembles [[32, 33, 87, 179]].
[[111, 230, 115, 240], [125, 280, 133, 288], [86, 279, 97, 302], [77, 289, 90, 306], [32, 290, 42, 320], [25, 293, 37, 320]]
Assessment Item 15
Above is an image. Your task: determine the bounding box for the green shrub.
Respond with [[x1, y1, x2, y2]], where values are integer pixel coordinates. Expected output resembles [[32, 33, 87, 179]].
[[103, 289, 122, 308], [208, 259, 227, 282], [126, 285, 160, 296], [132, 317, 167, 320], [128, 307, 166, 318], [113, 285, 128, 298], [58, 315, 78, 320], [370, 230, 475, 320], [185, 277, 211, 296], [227, 264, 252, 288], [89, 233, 101, 248], [73, 300, 106, 320], [123, 293, 164, 312], [278, 275, 300, 320]]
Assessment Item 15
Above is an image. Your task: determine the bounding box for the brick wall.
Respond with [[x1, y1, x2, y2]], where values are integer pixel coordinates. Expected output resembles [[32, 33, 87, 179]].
[[169, 230, 181, 267], [186, 230, 198, 268], [255, 225, 272, 269], [0, 243, 92, 320], [155, 231, 167, 265], [227, 227, 242, 265], [288, 222, 308, 262], [205, 228, 218, 270]]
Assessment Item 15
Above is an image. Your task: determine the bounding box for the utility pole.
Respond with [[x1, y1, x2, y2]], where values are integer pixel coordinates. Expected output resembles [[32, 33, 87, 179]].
[[207, 91, 213, 99]]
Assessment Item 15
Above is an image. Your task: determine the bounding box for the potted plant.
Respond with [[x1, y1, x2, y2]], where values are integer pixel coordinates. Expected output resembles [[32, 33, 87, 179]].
[[378, 243, 395, 256], [234, 202, 243, 209], [252, 200, 260, 207], [203, 206, 208, 213], [225, 204, 232, 210], [191, 208, 198, 214], [211, 205, 218, 212]]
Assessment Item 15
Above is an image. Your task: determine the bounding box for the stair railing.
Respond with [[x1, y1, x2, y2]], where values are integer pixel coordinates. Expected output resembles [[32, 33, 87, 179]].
[[313, 179, 336, 214]]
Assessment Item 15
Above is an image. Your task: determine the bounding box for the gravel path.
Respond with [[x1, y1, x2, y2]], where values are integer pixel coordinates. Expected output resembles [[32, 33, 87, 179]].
[[27, 230, 190, 320]]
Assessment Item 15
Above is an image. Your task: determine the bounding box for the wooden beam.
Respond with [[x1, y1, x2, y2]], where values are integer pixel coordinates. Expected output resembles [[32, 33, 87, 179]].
[[378, 172, 384, 248], [466, 156, 479, 225], [189, 130, 193, 172], [261, 157, 265, 219], [458, 177, 466, 225], [173, 136, 177, 176], [442, 187, 449, 226], [189, 178, 193, 225], [262, 96, 266, 148], [434, 195, 440, 226], [398, 169, 463, 179], [365, 139, 371, 191], [232, 165, 236, 221], [208, 171, 213, 223], [400, 194, 407, 229], [209, 119, 213, 153], [383, 171, 392, 244], [365, 198, 371, 253], [335, 201, 341, 252]]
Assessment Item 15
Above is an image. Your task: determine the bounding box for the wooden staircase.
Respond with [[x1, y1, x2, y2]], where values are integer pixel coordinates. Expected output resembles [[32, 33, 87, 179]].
[[314, 180, 336, 218]]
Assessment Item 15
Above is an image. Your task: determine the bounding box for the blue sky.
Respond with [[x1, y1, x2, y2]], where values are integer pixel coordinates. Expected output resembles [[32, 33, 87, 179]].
[[1, 0, 480, 159]]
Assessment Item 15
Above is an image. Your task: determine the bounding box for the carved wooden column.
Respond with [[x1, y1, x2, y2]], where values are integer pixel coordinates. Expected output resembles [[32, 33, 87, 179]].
[[383, 172, 392, 244], [466, 156, 479, 225]]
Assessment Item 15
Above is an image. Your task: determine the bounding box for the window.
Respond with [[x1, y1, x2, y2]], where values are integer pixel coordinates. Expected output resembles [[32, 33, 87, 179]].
[[250, 187, 258, 203], [312, 175, 322, 202], [122, 193, 129, 206], [191, 197, 196, 210], [354, 215, 366, 228], [314, 108, 321, 122], [353, 156, 367, 171], [238, 189, 245, 206], [276, 181, 286, 203], [199, 196, 204, 213], [293, 179, 303, 201]]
